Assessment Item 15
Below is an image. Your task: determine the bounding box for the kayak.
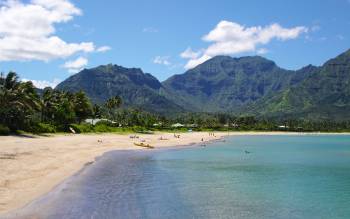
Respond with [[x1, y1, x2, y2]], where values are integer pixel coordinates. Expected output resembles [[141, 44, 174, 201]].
[[134, 142, 154, 149]]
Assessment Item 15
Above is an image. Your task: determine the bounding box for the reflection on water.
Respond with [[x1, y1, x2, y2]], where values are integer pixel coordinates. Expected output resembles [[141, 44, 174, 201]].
[[5, 135, 350, 219]]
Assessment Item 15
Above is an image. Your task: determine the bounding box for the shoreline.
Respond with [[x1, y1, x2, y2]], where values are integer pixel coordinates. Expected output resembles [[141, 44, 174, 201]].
[[0, 131, 227, 215], [1, 131, 349, 215]]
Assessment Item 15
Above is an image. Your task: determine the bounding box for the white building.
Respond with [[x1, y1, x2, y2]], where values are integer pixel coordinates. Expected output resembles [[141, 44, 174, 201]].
[[171, 123, 185, 128]]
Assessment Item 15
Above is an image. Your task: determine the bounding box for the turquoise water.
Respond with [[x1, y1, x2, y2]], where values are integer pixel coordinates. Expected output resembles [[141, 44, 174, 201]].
[[153, 135, 350, 218], [7, 135, 350, 219]]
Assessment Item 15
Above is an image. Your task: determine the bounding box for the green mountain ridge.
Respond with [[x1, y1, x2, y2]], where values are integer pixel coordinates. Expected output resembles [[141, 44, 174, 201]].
[[56, 64, 184, 114], [245, 49, 350, 121], [56, 49, 350, 120], [162, 55, 313, 112]]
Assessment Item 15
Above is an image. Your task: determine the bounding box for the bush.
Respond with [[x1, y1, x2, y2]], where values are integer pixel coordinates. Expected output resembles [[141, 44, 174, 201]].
[[30, 123, 56, 134], [69, 123, 94, 133], [132, 126, 154, 134], [93, 123, 114, 132], [0, 124, 10, 135], [132, 126, 147, 132]]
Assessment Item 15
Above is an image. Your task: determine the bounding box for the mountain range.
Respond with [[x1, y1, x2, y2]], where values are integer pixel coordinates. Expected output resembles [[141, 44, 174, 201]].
[[56, 49, 350, 121], [56, 64, 183, 114]]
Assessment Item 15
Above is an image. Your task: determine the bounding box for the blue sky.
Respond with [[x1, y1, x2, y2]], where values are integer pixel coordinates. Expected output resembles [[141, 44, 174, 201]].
[[1, 0, 350, 88]]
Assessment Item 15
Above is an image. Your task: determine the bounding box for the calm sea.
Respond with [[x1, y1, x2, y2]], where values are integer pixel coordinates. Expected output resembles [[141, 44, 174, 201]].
[[6, 135, 350, 219]]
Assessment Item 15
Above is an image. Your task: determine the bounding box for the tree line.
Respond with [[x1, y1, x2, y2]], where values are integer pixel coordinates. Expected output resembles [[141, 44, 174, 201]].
[[1, 72, 350, 135], [0, 72, 122, 134]]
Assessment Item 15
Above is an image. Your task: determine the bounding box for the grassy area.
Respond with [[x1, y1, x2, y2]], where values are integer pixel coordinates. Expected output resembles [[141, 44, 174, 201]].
[[2, 122, 350, 136]]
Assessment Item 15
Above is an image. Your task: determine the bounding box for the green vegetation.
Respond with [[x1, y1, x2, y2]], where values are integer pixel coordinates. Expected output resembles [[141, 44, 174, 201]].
[[0, 72, 40, 132], [2, 49, 350, 135], [162, 56, 312, 113], [1, 71, 350, 135], [0, 124, 10, 135], [1, 72, 120, 134], [245, 50, 350, 121]]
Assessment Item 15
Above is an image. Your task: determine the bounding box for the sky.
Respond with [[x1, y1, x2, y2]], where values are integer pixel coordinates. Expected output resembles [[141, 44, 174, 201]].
[[1, 0, 350, 88]]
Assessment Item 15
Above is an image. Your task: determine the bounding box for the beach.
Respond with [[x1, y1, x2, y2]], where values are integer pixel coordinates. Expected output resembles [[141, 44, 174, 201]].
[[0, 131, 230, 214], [0, 131, 348, 215]]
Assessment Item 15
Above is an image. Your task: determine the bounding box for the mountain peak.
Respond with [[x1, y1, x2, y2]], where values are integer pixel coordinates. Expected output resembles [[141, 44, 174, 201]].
[[199, 55, 277, 68], [57, 63, 163, 96], [190, 55, 278, 77], [56, 64, 184, 114], [201, 55, 275, 65], [208, 55, 233, 61], [92, 64, 144, 75]]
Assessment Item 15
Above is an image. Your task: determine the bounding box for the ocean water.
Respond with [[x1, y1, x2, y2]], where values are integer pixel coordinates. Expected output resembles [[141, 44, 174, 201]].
[[6, 135, 350, 219]]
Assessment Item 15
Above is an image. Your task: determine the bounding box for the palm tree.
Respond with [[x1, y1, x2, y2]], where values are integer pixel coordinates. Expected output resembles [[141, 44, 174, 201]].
[[73, 91, 93, 124], [0, 72, 41, 131], [42, 89, 79, 126], [41, 87, 55, 123], [105, 96, 122, 121], [92, 104, 102, 121]]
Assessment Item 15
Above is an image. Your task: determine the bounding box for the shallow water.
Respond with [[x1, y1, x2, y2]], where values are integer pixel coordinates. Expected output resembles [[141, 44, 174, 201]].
[[6, 135, 350, 219]]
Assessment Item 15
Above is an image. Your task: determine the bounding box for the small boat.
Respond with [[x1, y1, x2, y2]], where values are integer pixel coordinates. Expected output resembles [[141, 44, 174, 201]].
[[69, 127, 76, 134], [134, 142, 154, 149]]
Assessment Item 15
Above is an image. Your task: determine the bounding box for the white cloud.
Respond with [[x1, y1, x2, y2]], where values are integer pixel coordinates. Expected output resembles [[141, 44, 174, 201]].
[[22, 78, 61, 89], [257, 48, 268, 55], [153, 56, 171, 66], [180, 47, 202, 59], [62, 56, 88, 73], [96, 46, 111, 53], [0, 0, 107, 62], [184, 54, 211, 70], [181, 20, 308, 69]]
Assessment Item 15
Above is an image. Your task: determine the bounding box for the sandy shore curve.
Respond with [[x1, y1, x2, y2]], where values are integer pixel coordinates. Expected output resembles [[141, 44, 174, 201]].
[[0, 132, 227, 215]]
